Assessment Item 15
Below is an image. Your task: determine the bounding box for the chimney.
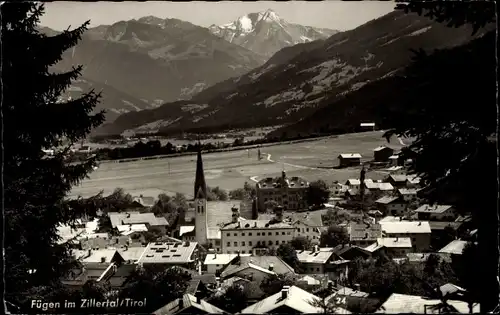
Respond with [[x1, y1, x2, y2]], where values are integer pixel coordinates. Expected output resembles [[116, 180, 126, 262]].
[[196, 296, 201, 304], [100, 257, 106, 263], [178, 297, 184, 309], [269, 263, 274, 271], [124, 245, 128, 251], [254, 222, 257, 228], [315, 245, 319, 252], [127, 213, 131, 218], [418, 222, 422, 226], [354, 284, 361, 291], [281, 286, 290, 299]]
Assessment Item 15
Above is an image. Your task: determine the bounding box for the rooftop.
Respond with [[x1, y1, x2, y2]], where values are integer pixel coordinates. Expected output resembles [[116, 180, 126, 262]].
[[374, 146, 393, 152], [415, 204, 453, 214], [379, 216, 411, 223], [117, 246, 147, 263], [365, 182, 394, 191], [349, 223, 382, 242], [117, 224, 148, 235], [137, 241, 198, 264], [346, 179, 373, 186], [339, 153, 362, 159], [329, 286, 369, 298], [376, 237, 412, 248], [153, 294, 226, 315], [398, 188, 420, 195], [375, 196, 401, 204], [76, 249, 124, 264], [380, 221, 432, 234], [221, 219, 294, 230], [241, 285, 351, 314], [257, 175, 309, 189], [220, 256, 294, 278], [406, 175, 421, 184], [179, 226, 195, 237], [258, 211, 324, 227], [108, 212, 168, 228], [439, 240, 469, 255], [389, 175, 408, 182], [296, 250, 334, 264], [204, 253, 250, 266], [376, 293, 479, 314]]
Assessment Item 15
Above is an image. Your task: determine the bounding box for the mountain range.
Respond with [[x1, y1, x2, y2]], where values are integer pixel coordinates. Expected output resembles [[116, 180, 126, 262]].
[[43, 17, 266, 121], [98, 9, 489, 137], [208, 9, 338, 57]]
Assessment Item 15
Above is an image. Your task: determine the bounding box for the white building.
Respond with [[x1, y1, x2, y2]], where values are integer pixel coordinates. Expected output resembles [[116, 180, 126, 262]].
[[365, 237, 413, 258], [220, 207, 295, 254], [380, 221, 432, 252], [414, 204, 457, 221], [203, 251, 250, 274]]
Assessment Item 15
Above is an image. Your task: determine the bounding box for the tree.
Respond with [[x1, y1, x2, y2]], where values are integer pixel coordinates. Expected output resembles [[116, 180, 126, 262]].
[[263, 200, 279, 212], [210, 283, 252, 313], [260, 274, 297, 297], [120, 265, 191, 312], [308, 180, 331, 206], [384, 2, 496, 311], [320, 225, 349, 247], [3, 3, 105, 311], [276, 243, 302, 272], [290, 236, 312, 251], [308, 294, 347, 314]]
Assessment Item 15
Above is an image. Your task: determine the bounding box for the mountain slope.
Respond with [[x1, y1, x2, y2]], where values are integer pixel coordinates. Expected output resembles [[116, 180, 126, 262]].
[[102, 10, 490, 136], [46, 17, 266, 105], [62, 77, 156, 122], [209, 9, 338, 57]]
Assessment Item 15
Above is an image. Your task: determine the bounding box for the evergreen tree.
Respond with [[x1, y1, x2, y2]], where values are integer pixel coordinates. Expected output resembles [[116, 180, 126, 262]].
[[385, 1, 497, 311], [2, 2, 105, 311]]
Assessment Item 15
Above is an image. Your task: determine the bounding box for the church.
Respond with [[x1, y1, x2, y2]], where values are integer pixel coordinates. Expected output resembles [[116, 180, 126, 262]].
[[177, 148, 251, 252]]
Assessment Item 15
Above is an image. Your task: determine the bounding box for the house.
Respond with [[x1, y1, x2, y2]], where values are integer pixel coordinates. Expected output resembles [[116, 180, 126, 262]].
[[256, 171, 309, 211], [387, 175, 408, 189], [220, 255, 294, 281], [380, 221, 432, 252], [331, 244, 371, 261], [132, 195, 157, 208], [376, 293, 479, 314], [397, 188, 420, 202], [203, 251, 250, 274], [108, 211, 169, 234], [385, 165, 405, 175], [388, 154, 400, 166], [364, 181, 394, 196], [345, 179, 373, 189], [414, 204, 457, 221], [438, 240, 470, 256], [296, 274, 329, 291], [366, 237, 413, 258], [330, 182, 348, 198], [241, 285, 351, 314], [338, 154, 362, 168], [373, 146, 394, 162], [296, 247, 336, 274], [406, 175, 422, 188], [137, 241, 199, 269], [288, 211, 325, 244], [375, 196, 408, 216], [367, 210, 384, 220], [153, 294, 227, 315], [348, 223, 383, 248]]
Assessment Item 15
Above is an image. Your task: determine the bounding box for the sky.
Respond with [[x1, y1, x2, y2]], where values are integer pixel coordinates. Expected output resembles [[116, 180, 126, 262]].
[[40, 1, 396, 31]]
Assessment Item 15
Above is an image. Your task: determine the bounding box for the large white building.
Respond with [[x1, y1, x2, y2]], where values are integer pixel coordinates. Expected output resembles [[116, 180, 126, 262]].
[[220, 206, 295, 254]]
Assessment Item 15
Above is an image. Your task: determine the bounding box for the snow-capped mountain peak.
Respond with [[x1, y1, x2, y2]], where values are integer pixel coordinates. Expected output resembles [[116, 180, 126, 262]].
[[209, 9, 338, 57], [259, 9, 282, 23]]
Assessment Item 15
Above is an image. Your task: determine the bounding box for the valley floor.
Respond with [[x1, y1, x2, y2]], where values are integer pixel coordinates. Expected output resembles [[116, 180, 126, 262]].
[[70, 131, 407, 199]]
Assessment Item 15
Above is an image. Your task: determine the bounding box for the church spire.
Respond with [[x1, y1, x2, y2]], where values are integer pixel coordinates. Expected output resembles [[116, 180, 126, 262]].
[[194, 144, 207, 199]]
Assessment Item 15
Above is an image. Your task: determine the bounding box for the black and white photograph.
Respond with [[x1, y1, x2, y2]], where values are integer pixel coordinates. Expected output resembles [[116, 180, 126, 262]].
[[2, 0, 498, 314]]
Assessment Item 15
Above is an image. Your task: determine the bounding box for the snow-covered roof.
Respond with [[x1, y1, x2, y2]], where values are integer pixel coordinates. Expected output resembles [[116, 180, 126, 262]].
[[339, 153, 362, 159], [380, 221, 431, 234]]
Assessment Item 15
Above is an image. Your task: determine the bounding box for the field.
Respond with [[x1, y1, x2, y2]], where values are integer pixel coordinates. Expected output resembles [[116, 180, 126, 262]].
[[70, 131, 408, 199]]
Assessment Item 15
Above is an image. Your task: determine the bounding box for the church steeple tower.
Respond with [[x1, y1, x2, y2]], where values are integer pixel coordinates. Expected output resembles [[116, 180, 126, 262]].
[[194, 143, 207, 199], [194, 144, 208, 245]]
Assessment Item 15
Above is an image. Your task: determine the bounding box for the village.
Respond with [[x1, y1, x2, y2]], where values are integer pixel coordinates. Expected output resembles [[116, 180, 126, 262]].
[[57, 143, 479, 314]]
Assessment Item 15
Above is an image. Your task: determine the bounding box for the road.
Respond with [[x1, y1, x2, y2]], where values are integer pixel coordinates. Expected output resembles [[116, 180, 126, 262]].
[[70, 131, 407, 199]]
